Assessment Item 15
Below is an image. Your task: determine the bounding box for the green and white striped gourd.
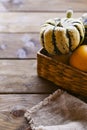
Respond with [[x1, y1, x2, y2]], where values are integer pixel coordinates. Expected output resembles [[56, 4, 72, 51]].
[[40, 10, 85, 55], [81, 13, 87, 41]]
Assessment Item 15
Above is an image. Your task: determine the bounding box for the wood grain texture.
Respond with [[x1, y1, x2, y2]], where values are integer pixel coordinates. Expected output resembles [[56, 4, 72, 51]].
[[0, 12, 84, 33], [0, 0, 86, 130], [0, 94, 48, 111], [0, 33, 41, 58], [1, 0, 87, 12], [0, 94, 48, 130], [0, 60, 58, 93]]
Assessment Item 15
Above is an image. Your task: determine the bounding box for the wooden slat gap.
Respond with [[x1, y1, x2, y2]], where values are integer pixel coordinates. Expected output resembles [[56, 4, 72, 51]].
[[1, 10, 87, 13], [0, 92, 52, 94], [0, 58, 37, 60], [0, 32, 39, 34]]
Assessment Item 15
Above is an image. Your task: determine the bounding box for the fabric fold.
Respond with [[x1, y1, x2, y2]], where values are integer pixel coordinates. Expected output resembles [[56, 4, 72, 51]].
[[25, 89, 87, 130]]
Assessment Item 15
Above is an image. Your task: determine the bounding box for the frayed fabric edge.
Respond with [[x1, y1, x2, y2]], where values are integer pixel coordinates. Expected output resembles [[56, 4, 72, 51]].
[[24, 89, 64, 130]]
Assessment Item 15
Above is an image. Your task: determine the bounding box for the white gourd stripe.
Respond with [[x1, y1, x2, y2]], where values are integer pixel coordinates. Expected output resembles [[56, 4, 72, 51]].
[[44, 26, 55, 54]]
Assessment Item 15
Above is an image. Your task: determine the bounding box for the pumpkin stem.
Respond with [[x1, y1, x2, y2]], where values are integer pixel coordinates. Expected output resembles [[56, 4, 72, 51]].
[[66, 10, 73, 18]]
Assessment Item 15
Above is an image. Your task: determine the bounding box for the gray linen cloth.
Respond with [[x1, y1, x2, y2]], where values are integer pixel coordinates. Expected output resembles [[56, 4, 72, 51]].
[[25, 89, 87, 130]]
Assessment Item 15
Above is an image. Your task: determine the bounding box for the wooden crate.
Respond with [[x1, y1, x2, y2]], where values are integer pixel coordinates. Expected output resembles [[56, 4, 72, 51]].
[[37, 48, 87, 98]]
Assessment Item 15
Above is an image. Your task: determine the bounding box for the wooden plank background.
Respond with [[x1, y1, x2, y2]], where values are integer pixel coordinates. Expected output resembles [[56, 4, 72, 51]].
[[0, 0, 87, 130], [0, 0, 86, 58], [0, 0, 87, 12], [0, 60, 58, 93]]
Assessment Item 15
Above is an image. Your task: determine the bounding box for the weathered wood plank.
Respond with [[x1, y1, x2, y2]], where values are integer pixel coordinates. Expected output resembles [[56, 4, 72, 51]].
[[1, 0, 87, 12], [0, 94, 48, 130], [0, 60, 58, 93], [0, 2, 7, 12], [0, 12, 84, 33], [0, 94, 48, 111], [0, 33, 41, 58]]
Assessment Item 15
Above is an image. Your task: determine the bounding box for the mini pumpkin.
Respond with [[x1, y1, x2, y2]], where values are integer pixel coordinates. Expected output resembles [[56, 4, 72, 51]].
[[40, 10, 85, 55]]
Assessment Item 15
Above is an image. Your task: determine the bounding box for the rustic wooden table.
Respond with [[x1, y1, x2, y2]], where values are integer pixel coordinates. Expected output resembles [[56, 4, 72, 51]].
[[0, 0, 87, 130]]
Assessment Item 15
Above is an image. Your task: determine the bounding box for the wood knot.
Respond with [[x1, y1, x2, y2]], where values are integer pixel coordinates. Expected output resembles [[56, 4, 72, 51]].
[[11, 109, 25, 117]]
